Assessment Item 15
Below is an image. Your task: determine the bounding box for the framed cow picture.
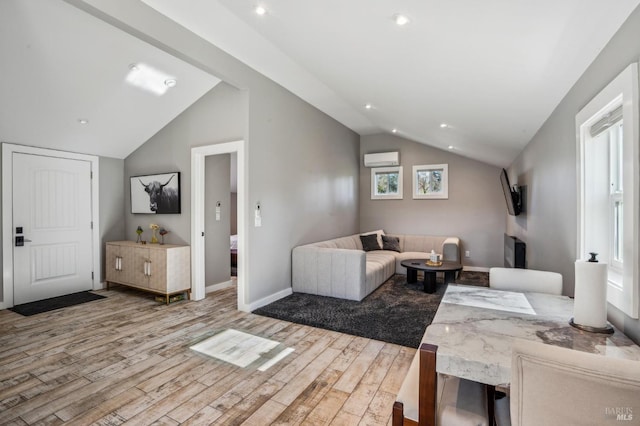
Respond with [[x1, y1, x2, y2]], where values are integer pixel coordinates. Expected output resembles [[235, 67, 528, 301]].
[[130, 172, 181, 214]]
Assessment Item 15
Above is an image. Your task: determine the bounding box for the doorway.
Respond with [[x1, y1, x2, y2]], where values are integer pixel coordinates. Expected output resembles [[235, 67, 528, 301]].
[[191, 140, 248, 311], [203, 153, 236, 292], [1, 143, 100, 309]]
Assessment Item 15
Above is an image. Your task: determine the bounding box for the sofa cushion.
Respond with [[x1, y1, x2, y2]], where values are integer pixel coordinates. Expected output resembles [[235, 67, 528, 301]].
[[314, 235, 361, 250], [365, 251, 396, 295], [360, 234, 381, 251], [382, 235, 401, 252], [402, 235, 448, 253]]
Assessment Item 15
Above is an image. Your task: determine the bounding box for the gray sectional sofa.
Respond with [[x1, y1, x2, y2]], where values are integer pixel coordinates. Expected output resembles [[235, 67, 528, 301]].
[[292, 230, 460, 301]]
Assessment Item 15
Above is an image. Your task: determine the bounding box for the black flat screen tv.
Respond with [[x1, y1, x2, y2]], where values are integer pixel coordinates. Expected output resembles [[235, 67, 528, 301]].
[[500, 169, 521, 216]]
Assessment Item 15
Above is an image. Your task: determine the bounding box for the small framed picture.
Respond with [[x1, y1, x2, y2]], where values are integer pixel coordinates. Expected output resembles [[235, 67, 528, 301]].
[[413, 164, 448, 199], [131, 172, 181, 214]]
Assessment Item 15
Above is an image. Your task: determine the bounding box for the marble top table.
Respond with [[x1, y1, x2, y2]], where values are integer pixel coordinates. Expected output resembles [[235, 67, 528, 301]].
[[424, 285, 640, 388]]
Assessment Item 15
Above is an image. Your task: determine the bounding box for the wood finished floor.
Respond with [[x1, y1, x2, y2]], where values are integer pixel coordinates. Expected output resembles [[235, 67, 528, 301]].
[[0, 285, 415, 425]]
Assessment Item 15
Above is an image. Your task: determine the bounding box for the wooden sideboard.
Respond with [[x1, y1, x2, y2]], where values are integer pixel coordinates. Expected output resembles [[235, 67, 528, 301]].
[[105, 241, 190, 303]]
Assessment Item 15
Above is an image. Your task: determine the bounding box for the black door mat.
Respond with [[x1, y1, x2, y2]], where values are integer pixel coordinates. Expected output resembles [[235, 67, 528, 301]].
[[9, 291, 106, 316]]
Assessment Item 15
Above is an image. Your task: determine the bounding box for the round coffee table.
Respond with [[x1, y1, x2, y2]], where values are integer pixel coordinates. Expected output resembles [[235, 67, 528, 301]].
[[400, 259, 463, 293]]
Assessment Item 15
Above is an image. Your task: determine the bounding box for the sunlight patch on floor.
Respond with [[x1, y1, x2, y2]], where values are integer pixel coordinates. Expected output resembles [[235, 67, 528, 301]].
[[190, 328, 293, 370]]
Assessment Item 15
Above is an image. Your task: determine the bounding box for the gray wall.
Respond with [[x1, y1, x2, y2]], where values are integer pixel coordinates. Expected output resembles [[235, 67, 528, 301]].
[[91, 0, 361, 305], [0, 148, 3, 302], [508, 4, 640, 343], [124, 83, 246, 247], [360, 134, 506, 268], [99, 156, 126, 281], [205, 154, 231, 286]]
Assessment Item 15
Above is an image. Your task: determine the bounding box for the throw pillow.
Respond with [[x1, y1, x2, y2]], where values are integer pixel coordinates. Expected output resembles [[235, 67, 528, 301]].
[[360, 234, 381, 251], [382, 235, 401, 252], [361, 229, 385, 248]]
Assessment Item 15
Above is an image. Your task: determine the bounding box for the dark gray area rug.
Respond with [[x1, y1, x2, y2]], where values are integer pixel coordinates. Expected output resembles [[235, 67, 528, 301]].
[[9, 291, 106, 316], [254, 271, 488, 348]]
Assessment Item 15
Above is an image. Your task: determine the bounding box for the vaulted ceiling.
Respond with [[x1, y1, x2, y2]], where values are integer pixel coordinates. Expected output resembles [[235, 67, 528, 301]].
[[2, 0, 639, 166], [0, 0, 220, 159]]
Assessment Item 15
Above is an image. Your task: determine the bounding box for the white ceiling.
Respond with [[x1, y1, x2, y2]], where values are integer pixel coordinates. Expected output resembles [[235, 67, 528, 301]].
[[142, 0, 640, 167], [0, 0, 220, 159], [1, 1, 638, 166]]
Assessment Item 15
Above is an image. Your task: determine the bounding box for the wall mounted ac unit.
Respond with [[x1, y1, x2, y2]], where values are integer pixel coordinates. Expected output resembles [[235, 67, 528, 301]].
[[363, 152, 400, 167]]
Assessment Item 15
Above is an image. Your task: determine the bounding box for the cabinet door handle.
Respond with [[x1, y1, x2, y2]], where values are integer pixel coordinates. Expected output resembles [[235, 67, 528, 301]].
[[118, 257, 122, 271], [147, 260, 152, 276]]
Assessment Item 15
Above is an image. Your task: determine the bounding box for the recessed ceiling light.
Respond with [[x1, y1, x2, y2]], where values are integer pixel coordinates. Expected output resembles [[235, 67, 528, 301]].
[[255, 5, 267, 15], [365, 103, 372, 110], [164, 78, 177, 88], [392, 128, 398, 133], [448, 145, 454, 150], [394, 14, 410, 26], [78, 119, 89, 125], [129, 64, 139, 72], [440, 123, 449, 128]]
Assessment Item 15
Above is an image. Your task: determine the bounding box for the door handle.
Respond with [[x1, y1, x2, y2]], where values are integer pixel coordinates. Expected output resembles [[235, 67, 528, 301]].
[[15, 236, 31, 246]]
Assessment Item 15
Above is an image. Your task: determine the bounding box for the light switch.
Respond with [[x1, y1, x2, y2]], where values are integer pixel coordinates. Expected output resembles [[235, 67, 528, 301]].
[[255, 202, 262, 227]]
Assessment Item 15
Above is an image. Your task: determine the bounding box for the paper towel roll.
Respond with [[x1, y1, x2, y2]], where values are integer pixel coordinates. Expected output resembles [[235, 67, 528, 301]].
[[573, 260, 608, 328]]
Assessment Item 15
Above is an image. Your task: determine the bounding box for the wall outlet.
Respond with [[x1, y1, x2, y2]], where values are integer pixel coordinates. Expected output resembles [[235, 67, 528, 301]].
[[465, 250, 470, 258]]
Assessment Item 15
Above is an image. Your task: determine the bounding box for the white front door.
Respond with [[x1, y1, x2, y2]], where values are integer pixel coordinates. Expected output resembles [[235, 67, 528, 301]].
[[12, 153, 93, 305]]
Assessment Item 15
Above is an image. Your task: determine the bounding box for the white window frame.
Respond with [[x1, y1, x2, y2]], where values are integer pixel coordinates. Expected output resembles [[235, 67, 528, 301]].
[[609, 122, 624, 271], [576, 63, 639, 319], [371, 166, 403, 200], [412, 164, 449, 199]]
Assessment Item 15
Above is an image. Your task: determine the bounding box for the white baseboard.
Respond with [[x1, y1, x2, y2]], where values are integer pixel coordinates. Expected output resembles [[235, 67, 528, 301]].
[[247, 287, 293, 311], [463, 266, 490, 273], [206, 280, 235, 294]]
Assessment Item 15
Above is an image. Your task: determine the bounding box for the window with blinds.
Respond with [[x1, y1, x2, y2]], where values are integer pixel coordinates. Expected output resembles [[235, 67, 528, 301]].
[[576, 62, 639, 319], [589, 105, 623, 137]]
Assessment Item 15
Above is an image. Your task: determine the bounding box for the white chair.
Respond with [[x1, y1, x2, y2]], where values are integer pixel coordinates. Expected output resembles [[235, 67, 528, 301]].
[[489, 267, 562, 295], [502, 339, 640, 426], [394, 343, 489, 426]]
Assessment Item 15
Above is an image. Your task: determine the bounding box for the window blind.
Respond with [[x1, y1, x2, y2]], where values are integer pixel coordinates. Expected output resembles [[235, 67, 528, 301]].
[[590, 105, 623, 137]]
